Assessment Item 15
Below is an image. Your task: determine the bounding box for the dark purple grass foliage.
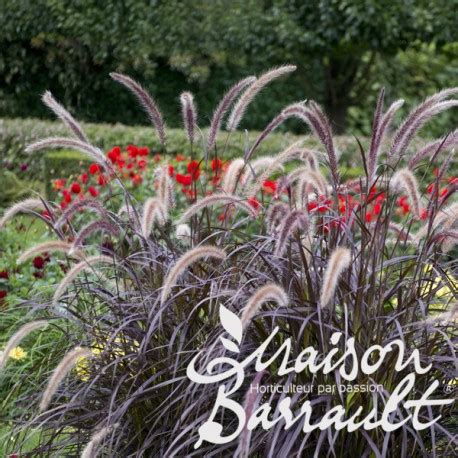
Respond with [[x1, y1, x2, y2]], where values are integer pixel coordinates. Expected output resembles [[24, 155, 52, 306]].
[[2, 69, 457, 457]]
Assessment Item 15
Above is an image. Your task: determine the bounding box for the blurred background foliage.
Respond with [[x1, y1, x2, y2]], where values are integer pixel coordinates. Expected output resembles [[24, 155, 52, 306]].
[[0, 0, 456, 135]]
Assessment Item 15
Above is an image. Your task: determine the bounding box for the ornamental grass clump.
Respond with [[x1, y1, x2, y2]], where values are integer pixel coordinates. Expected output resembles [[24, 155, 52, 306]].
[[0, 70, 456, 457]]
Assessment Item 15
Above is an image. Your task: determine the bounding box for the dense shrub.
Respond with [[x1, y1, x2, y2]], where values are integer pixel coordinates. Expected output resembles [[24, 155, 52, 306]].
[[0, 70, 456, 456]]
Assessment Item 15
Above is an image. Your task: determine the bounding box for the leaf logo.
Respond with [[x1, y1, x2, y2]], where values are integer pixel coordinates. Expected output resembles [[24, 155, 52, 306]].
[[219, 304, 243, 353]]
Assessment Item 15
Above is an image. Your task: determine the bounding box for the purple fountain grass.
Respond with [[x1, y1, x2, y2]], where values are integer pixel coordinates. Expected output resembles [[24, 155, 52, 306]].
[[18, 241, 81, 264], [367, 88, 385, 184], [319, 247, 351, 308], [39, 346, 93, 412], [160, 245, 226, 304], [141, 198, 167, 237], [392, 169, 422, 219], [226, 65, 297, 131], [180, 92, 198, 144], [177, 193, 256, 225], [110, 72, 166, 146], [265, 202, 290, 234], [81, 423, 119, 458], [274, 210, 310, 257], [54, 197, 107, 229], [222, 158, 246, 194], [207, 76, 256, 151], [42, 91, 88, 143], [408, 129, 458, 169], [0, 198, 47, 229], [241, 283, 288, 328], [71, 220, 119, 253]]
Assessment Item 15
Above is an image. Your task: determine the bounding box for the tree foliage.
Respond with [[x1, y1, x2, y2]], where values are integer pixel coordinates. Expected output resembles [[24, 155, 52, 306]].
[[0, 0, 456, 133]]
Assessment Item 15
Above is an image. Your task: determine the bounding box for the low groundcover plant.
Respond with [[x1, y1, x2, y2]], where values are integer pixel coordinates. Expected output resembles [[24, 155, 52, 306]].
[[0, 66, 456, 456]]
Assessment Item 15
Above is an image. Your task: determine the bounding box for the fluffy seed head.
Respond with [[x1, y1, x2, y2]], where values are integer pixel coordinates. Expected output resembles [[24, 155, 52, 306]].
[[275, 210, 310, 257], [391, 169, 422, 219], [0, 198, 46, 230], [18, 241, 82, 264], [42, 91, 88, 143], [71, 220, 119, 253], [222, 159, 246, 194], [81, 423, 120, 458], [39, 346, 93, 412], [176, 223, 191, 244], [207, 76, 256, 151], [52, 255, 114, 307], [161, 246, 226, 304], [180, 92, 198, 144], [54, 198, 107, 229], [241, 283, 288, 328], [319, 247, 351, 308], [141, 198, 167, 237], [177, 194, 256, 225], [110, 72, 166, 146], [227, 65, 297, 131]]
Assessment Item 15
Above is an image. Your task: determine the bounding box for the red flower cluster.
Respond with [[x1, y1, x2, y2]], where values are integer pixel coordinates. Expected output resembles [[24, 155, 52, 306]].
[[53, 145, 154, 209], [0, 269, 8, 307]]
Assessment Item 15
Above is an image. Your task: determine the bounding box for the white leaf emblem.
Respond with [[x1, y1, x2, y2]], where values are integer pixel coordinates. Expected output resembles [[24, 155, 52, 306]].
[[219, 304, 242, 344], [219, 337, 240, 353]]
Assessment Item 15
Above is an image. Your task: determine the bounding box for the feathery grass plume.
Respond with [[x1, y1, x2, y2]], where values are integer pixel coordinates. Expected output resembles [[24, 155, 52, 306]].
[[26, 137, 108, 168], [71, 220, 119, 253], [274, 210, 310, 257], [52, 255, 114, 307], [242, 157, 284, 187], [141, 198, 167, 237], [300, 148, 319, 171], [265, 203, 289, 234], [432, 229, 458, 253], [207, 76, 256, 151], [226, 65, 297, 131], [0, 198, 46, 230], [367, 88, 385, 184], [54, 198, 107, 229], [408, 130, 458, 169], [157, 165, 174, 210], [18, 241, 81, 265], [42, 91, 88, 143], [390, 88, 458, 160], [177, 193, 256, 225], [0, 321, 48, 370], [387, 222, 413, 243], [39, 346, 93, 412], [160, 245, 226, 304], [391, 169, 422, 219], [306, 101, 338, 184], [245, 101, 307, 161], [319, 247, 351, 308], [110, 72, 166, 146], [175, 223, 191, 244], [246, 140, 305, 196], [180, 92, 198, 144], [296, 171, 327, 208], [221, 158, 246, 194], [241, 283, 288, 328], [414, 202, 458, 242], [81, 423, 119, 458]]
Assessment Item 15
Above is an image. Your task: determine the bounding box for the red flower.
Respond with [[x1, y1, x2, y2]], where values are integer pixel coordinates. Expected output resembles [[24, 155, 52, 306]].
[[401, 203, 410, 215], [132, 174, 143, 185], [175, 154, 185, 162], [70, 182, 81, 194], [262, 180, 277, 194], [0, 290, 7, 300], [53, 178, 66, 190], [211, 158, 222, 171], [307, 201, 318, 212], [139, 147, 149, 156], [448, 177, 457, 185], [63, 191, 72, 203], [427, 183, 435, 194], [107, 146, 121, 163], [440, 187, 448, 197], [88, 186, 98, 197], [420, 209, 428, 220], [98, 174, 108, 186], [60, 200, 68, 210], [80, 173, 88, 184], [89, 163, 101, 175], [176, 173, 192, 186], [211, 175, 221, 186], [168, 165, 175, 177], [365, 212, 373, 223], [187, 160, 201, 181], [33, 256, 45, 269], [137, 159, 147, 170], [373, 203, 382, 215], [153, 153, 161, 162], [127, 145, 139, 158], [0, 270, 9, 280], [248, 197, 260, 210]]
